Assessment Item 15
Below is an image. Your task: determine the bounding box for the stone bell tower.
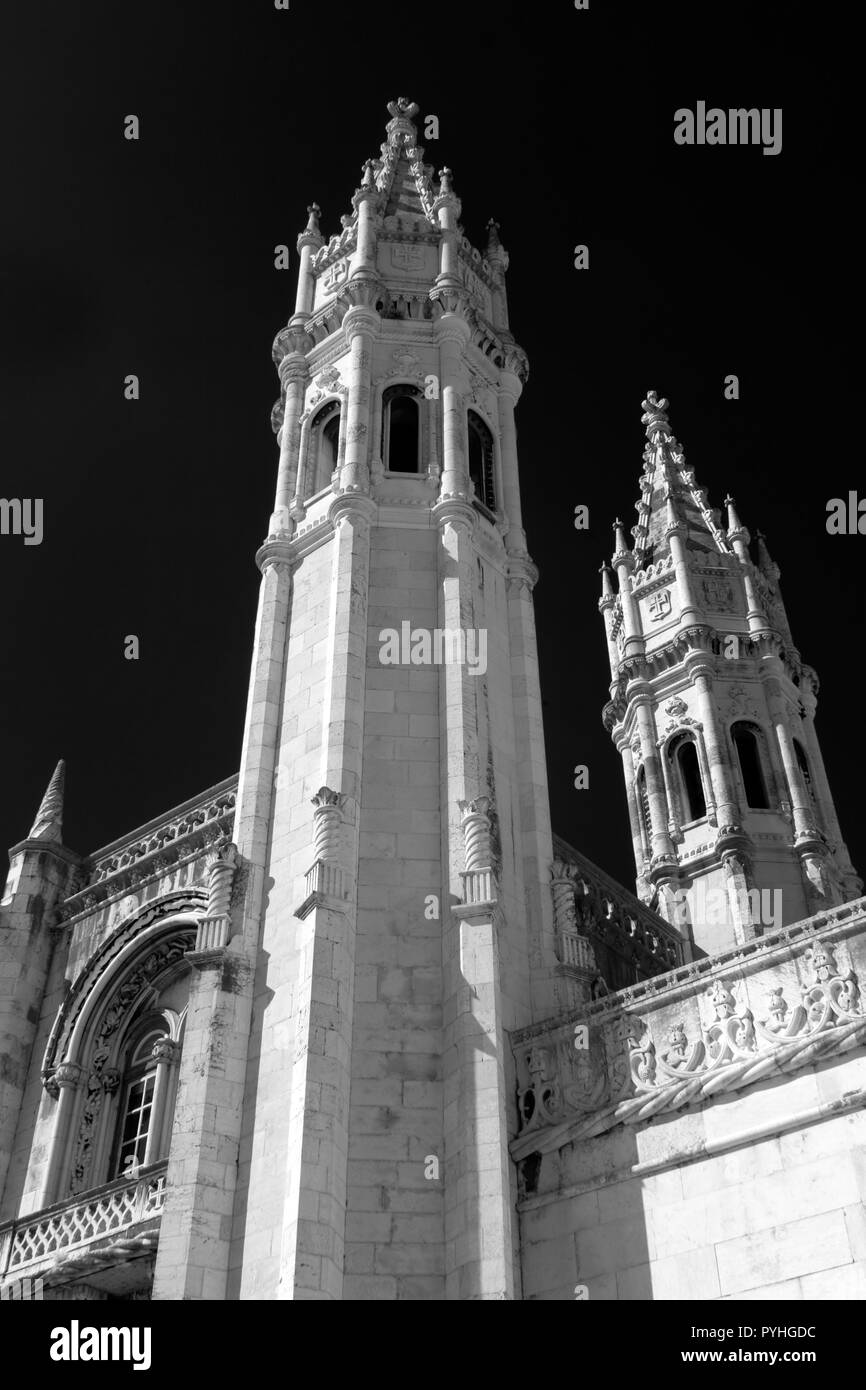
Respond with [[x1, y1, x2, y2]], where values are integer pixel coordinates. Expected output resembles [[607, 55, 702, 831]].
[[599, 391, 861, 956], [153, 97, 562, 1301]]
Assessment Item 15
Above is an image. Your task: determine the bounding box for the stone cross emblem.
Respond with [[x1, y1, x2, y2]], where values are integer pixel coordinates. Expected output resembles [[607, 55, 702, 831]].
[[648, 589, 672, 622], [391, 243, 425, 271], [702, 575, 734, 608]]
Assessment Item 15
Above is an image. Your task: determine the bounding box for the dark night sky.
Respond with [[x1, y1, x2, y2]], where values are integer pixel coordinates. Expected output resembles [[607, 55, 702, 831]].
[[2, 3, 859, 893]]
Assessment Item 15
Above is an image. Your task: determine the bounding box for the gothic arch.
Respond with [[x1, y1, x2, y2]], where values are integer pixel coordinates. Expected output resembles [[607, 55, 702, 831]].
[[728, 720, 773, 811], [657, 722, 716, 832], [41, 890, 205, 1201], [296, 395, 345, 503], [381, 382, 424, 473], [666, 731, 707, 825]]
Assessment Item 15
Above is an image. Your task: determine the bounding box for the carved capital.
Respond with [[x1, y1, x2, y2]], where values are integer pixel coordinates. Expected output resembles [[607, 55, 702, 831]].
[[43, 1061, 85, 1099]]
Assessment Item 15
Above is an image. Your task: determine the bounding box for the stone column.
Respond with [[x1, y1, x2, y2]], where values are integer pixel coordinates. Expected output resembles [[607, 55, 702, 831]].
[[349, 162, 378, 278], [293, 205, 323, 320], [145, 1037, 180, 1168], [632, 694, 675, 864], [272, 350, 309, 533], [506, 562, 560, 1019], [764, 677, 816, 841], [155, 496, 296, 1296], [618, 740, 648, 879], [666, 513, 703, 628], [764, 675, 836, 909], [339, 308, 378, 493], [690, 663, 741, 833], [195, 841, 239, 953], [152, 839, 243, 1301], [726, 498, 770, 635], [280, 786, 352, 1301], [497, 370, 527, 556], [38, 1063, 85, 1210], [722, 850, 758, 944], [437, 318, 470, 501], [446, 798, 516, 1300], [612, 522, 644, 662], [799, 688, 857, 884], [499, 355, 559, 1016]]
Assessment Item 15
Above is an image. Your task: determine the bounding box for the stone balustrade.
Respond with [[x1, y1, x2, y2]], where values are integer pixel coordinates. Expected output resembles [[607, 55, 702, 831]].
[[0, 1161, 168, 1287], [511, 896, 866, 1162]]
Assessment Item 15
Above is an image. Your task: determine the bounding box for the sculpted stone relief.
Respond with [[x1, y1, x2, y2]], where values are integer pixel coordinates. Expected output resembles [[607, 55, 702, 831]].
[[512, 924, 865, 1159]]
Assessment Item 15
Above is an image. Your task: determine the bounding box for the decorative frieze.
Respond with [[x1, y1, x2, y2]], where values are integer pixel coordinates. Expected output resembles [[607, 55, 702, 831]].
[[55, 784, 237, 925], [511, 908, 866, 1160]]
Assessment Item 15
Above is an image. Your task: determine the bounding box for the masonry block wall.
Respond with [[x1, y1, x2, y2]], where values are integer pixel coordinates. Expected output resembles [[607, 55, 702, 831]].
[[520, 1054, 866, 1301]]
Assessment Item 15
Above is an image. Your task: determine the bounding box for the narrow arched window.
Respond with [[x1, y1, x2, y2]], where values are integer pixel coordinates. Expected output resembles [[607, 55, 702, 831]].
[[732, 722, 770, 809], [113, 1023, 165, 1178], [110, 1014, 181, 1180], [670, 735, 707, 823], [794, 739, 817, 809], [307, 401, 341, 498], [467, 410, 496, 511], [382, 386, 422, 472]]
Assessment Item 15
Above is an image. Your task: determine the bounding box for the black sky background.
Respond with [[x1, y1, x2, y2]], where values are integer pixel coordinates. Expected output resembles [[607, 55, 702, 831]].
[[2, 2, 859, 893]]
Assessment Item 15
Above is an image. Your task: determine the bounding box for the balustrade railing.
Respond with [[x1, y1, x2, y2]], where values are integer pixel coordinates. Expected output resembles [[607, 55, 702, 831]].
[[0, 1162, 168, 1280]]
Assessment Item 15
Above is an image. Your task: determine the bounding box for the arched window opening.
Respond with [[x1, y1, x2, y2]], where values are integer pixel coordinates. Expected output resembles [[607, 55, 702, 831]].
[[794, 739, 817, 809], [111, 1015, 177, 1180], [308, 401, 341, 498], [467, 410, 496, 511], [732, 722, 770, 809], [382, 386, 422, 473], [670, 734, 707, 823]]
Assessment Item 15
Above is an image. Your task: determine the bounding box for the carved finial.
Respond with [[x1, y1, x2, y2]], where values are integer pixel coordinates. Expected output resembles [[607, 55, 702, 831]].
[[28, 760, 66, 842], [599, 560, 615, 598], [361, 159, 376, 188], [640, 390, 671, 439], [387, 96, 420, 120], [306, 203, 321, 232], [438, 167, 453, 194], [755, 529, 780, 582], [486, 218, 502, 249], [612, 518, 631, 559], [724, 494, 744, 536]]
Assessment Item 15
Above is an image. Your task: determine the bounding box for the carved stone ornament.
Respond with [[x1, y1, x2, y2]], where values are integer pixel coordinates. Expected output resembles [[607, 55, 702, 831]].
[[702, 575, 734, 608], [390, 243, 425, 272], [511, 930, 864, 1161]]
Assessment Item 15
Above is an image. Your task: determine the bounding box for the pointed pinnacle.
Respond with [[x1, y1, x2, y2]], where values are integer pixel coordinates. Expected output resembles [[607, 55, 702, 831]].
[[755, 529, 781, 581], [28, 760, 66, 842], [724, 494, 744, 534], [612, 518, 631, 559]]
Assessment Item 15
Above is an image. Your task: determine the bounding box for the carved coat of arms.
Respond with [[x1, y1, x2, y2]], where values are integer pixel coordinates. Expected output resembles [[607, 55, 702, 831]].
[[390, 243, 425, 271], [648, 589, 672, 621], [702, 575, 734, 608]]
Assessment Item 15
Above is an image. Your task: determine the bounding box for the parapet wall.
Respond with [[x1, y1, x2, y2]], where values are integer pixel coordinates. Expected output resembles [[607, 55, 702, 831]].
[[512, 899, 866, 1300]]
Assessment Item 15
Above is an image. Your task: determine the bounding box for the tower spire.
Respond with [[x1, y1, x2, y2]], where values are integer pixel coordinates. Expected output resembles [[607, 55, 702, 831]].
[[27, 760, 65, 843], [600, 390, 862, 950]]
